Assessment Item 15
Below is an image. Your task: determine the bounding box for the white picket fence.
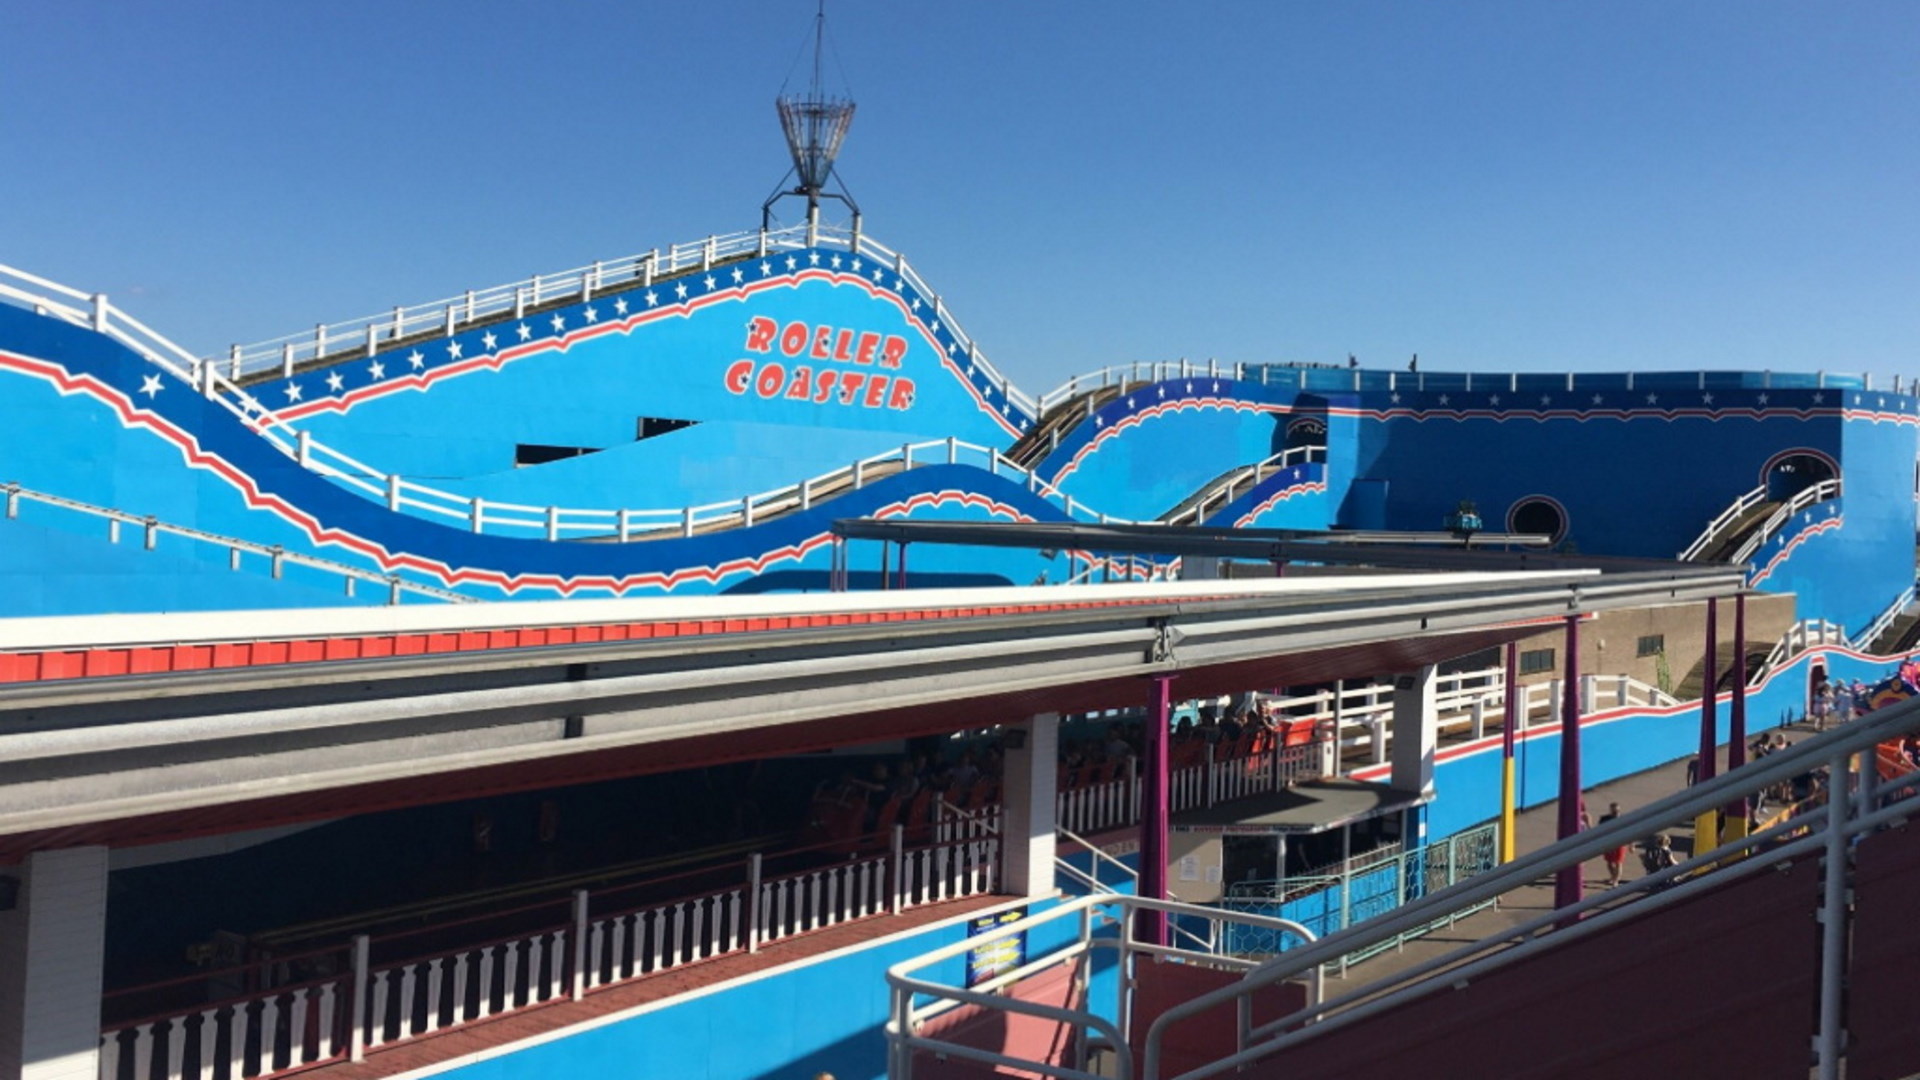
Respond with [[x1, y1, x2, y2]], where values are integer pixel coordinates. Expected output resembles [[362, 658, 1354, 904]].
[[98, 828, 998, 1080]]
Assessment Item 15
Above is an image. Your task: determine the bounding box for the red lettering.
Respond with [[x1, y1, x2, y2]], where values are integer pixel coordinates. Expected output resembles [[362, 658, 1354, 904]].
[[854, 331, 879, 365], [880, 336, 907, 369], [814, 369, 839, 403], [838, 372, 867, 405], [810, 326, 833, 360], [864, 374, 890, 408], [779, 321, 808, 357], [834, 329, 854, 362], [755, 362, 786, 399], [724, 359, 753, 395], [744, 316, 777, 353], [785, 365, 813, 399], [887, 377, 916, 410]]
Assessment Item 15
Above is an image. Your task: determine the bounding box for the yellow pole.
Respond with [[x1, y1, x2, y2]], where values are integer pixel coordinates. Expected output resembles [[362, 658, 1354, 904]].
[[1694, 809, 1719, 856], [1500, 755, 1518, 863]]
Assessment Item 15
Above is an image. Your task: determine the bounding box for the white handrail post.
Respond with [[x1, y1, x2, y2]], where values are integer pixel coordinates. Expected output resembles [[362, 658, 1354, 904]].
[[393, 305, 404, 340], [349, 934, 370, 1062], [616, 507, 632, 541], [296, 430, 312, 468], [386, 473, 401, 512], [532, 274, 543, 305], [890, 825, 907, 914], [514, 286, 527, 319], [281, 342, 295, 379], [229, 344, 243, 379], [741, 495, 754, 528], [443, 304, 456, 336], [546, 506, 560, 542], [315, 323, 327, 360], [901, 443, 913, 469], [364, 324, 378, 358], [946, 436, 957, 465], [571, 890, 589, 1002], [465, 289, 476, 322], [747, 853, 764, 953], [91, 292, 108, 331], [800, 477, 812, 511], [470, 499, 483, 534], [853, 459, 865, 489], [682, 506, 695, 538], [757, 228, 768, 258]]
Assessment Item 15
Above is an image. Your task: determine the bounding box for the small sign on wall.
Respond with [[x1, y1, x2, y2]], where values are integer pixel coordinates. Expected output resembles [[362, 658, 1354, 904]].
[[966, 906, 1029, 987]]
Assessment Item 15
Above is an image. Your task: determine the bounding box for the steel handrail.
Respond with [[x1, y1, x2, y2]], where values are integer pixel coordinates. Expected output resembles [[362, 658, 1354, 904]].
[[1678, 484, 1769, 560], [1732, 477, 1843, 564], [1137, 690, 1920, 1080]]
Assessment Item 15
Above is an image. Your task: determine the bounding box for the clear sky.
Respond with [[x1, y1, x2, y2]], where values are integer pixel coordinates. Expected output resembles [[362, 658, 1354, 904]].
[[4, 1, 1916, 394]]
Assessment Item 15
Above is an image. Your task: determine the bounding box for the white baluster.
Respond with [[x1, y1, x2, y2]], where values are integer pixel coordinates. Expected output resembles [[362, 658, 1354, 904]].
[[690, 900, 705, 960], [229, 1004, 250, 1074], [288, 988, 309, 1065], [196, 1009, 217, 1080], [670, 905, 687, 968], [548, 931, 566, 1000], [503, 943, 521, 1011], [423, 959, 443, 1032], [100, 1032, 121, 1080], [525, 936, 544, 1002], [396, 965, 415, 1036], [610, 915, 628, 981], [477, 947, 496, 1018], [132, 1022, 154, 1080], [653, 909, 669, 972], [317, 984, 337, 1060], [589, 921, 606, 988]]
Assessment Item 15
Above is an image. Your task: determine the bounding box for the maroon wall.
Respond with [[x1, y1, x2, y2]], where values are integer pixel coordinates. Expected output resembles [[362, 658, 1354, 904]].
[[1242, 861, 1822, 1080], [1845, 820, 1920, 1079]]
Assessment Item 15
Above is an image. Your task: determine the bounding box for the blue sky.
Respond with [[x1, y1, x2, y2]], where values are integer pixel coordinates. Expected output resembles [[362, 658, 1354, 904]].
[[4, 1, 1916, 394]]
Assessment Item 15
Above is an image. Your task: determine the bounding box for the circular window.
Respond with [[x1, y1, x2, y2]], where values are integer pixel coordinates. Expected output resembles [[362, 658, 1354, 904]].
[[1760, 448, 1838, 500], [1507, 496, 1569, 545]]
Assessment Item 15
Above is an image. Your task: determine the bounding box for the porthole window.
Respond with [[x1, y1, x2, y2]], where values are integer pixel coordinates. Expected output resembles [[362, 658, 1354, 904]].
[[1506, 496, 1569, 545]]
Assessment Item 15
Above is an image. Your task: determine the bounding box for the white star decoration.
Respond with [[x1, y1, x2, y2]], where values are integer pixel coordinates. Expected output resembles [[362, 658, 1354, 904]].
[[807, 252, 820, 266], [1489, 394, 1501, 406], [645, 291, 659, 307], [283, 382, 302, 402], [851, 258, 862, 272], [446, 340, 463, 359], [702, 275, 716, 291], [1646, 393, 1659, 404], [408, 350, 426, 369], [1702, 392, 1714, 405], [1591, 393, 1603, 405], [829, 254, 842, 269], [368, 360, 386, 380], [481, 332, 497, 351], [785, 256, 797, 271], [551, 313, 567, 332], [138, 374, 163, 399], [326, 371, 345, 393], [731, 267, 744, 284], [1757, 393, 1769, 406], [1540, 394, 1552, 405], [583, 306, 599, 324], [1813, 392, 1825, 404], [614, 298, 628, 315], [1437, 394, 1450, 406], [516, 323, 532, 341], [674, 282, 688, 300], [760, 261, 773, 277]]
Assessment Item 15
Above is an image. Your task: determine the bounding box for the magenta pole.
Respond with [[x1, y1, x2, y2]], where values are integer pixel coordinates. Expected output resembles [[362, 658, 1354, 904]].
[[1553, 615, 1584, 911], [1697, 598, 1719, 785], [1138, 674, 1174, 946], [895, 541, 909, 590], [1725, 593, 1749, 822]]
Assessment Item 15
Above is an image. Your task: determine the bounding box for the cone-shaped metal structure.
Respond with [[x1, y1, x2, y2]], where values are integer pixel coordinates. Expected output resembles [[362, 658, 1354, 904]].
[[763, 2, 860, 232]]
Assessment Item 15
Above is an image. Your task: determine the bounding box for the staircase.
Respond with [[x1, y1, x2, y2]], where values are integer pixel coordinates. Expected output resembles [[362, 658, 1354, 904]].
[[1687, 499, 1782, 562], [1673, 641, 1772, 701]]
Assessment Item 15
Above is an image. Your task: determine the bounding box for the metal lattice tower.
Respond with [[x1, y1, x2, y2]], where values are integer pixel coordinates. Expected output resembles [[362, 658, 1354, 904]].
[[764, 2, 860, 236]]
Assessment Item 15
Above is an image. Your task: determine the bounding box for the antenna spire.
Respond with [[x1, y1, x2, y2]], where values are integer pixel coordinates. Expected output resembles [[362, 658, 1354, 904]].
[[764, 1, 860, 238]]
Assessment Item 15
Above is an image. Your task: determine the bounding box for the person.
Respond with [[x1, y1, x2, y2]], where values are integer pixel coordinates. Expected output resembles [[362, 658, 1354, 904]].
[[1639, 833, 1680, 887], [1685, 754, 1701, 786], [1597, 801, 1626, 887], [1811, 681, 1834, 731]]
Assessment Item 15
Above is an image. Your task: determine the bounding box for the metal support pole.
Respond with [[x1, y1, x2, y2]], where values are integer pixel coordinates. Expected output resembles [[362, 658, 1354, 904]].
[[895, 540, 908, 590], [890, 824, 907, 914], [1814, 752, 1851, 1080], [1724, 592, 1751, 841], [1695, 598, 1721, 853], [349, 934, 370, 1062], [1554, 615, 1583, 912], [1138, 674, 1174, 947], [1501, 642, 1519, 863]]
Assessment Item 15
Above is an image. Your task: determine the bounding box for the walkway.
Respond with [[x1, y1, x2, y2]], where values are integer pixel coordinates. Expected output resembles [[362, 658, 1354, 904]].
[[1341, 720, 1816, 986]]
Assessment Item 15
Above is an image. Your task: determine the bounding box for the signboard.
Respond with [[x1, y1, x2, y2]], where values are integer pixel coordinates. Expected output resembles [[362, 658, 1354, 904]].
[[966, 905, 1029, 987]]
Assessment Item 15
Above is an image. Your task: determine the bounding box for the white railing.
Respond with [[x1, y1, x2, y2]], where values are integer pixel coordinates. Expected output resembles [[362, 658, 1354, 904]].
[[1679, 484, 1769, 561], [2, 481, 472, 604], [1054, 738, 1333, 838], [1730, 478, 1843, 565], [1852, 585, 1918, 651], [1035, 359, 1252, 414], [0, 259, 1102, 541], [1159, 446, 1327, 528], [100, 826, 998, 1080], [1757, 618, 1850, 681], [170, 225, 1031, 417]]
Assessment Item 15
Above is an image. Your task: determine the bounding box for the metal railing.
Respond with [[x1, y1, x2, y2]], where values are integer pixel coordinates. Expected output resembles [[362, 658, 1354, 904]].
[[1730, 477, 1843, 565], [1127, 690, 1920, 1080], [1, 481, 472, 604], [1678, 484, 1770, 561], [885, 893, 1322, 1080], [1035, 360, 1253, 415], [1158, 447, 1326, 528], [1852, 583, 1919, 651]]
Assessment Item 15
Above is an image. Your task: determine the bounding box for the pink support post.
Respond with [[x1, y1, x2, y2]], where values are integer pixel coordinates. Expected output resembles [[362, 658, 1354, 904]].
[[1698, 598, 1719, 785], [1138, 674, 1175, 947], [1729, 593, 1748, 770], [895, 541, 909, 590], [1554, 615, 1584, 912]]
